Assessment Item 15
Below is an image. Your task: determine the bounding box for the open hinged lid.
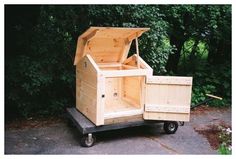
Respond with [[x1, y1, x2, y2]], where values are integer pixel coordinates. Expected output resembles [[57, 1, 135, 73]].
[[74, 27, 149, 65]]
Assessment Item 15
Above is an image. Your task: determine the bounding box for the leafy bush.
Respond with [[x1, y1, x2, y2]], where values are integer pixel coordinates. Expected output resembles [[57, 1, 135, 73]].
[[190, 63, 231, 106], [218, 126, 232, 155], [5, 5, 173, 119], [5, 5, 231, 120]]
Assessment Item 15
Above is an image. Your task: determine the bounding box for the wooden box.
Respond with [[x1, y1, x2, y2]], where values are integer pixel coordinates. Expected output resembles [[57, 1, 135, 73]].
[[74, 27, 193, 126]]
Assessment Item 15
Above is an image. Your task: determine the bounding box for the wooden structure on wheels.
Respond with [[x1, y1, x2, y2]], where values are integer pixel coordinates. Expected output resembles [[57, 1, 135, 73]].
[[69, 27, 193, 147]]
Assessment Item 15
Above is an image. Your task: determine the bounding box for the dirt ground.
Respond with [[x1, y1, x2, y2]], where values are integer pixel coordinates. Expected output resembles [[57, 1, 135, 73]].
[[5, 106, 231, 154]]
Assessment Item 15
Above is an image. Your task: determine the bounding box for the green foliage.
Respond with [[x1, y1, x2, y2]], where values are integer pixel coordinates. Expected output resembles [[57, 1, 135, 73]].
[[87, 5, 173, 74], [218, 144, 231, 155], [217, 126, 232, 155], [190, 63, 231, 106], [5, 5, 173, 119], [5, 5, 231, 119]]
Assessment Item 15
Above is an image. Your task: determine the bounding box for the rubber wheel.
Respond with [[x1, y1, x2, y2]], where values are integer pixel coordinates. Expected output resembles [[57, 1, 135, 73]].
[[80, 134, 96, 147], [163, 121, 178, 134]]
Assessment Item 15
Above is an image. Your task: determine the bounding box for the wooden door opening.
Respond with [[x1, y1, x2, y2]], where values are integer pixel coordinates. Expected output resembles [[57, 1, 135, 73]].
[[104, 76, 145, 119]]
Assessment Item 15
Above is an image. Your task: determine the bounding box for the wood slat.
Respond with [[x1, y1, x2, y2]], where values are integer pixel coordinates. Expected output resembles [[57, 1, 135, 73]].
[[147, 76, 193, 85], [145, 105, 190, 113]]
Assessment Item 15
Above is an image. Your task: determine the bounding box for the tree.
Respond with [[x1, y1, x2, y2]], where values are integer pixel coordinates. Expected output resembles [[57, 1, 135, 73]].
[[5, 5, 173, 118]]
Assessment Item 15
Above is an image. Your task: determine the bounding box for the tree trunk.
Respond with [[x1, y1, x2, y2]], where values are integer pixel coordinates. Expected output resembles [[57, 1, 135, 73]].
[[166, 35, 185, 73]]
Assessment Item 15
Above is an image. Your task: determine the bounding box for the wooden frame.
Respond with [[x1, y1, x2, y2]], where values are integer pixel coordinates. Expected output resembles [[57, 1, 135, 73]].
[[74, 27, 193, 126]]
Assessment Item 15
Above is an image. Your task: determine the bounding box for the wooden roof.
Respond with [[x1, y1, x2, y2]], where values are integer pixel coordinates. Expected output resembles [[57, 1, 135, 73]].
[[74, 27, 149, 65]]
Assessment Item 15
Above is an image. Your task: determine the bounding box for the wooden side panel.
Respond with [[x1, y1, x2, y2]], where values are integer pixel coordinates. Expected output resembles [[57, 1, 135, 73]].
[[144, 76, 192, 122], [104, 78, 121, 108], [123, 77, 143, 107], [76, 55, 101, 125]]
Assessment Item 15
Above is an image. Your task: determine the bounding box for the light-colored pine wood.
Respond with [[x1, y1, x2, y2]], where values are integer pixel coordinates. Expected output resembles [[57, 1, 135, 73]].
[[123, 77, 143, 107], [144, 76, 192, 122], [119, 39, 132, 63], [206, 94, 223, 100], [74, 27, 150, 65], [101, 69, 150, 77], [98, 62, 121, 67], [104, 114, 143, 125], [143, 112, 190, 121], [74, 27, 193, 126], [96, 76, 105, 125], [76, 55, 98, 124], [135, 37, 140, 68], [122, 64, 137, 69], [103, 76, 144, 119], [123, 54, 153, 76], [146, 76, 192, 85]]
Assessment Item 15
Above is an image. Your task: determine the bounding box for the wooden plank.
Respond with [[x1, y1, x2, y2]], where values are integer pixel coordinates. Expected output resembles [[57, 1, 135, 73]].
[[123, 54, 153, 76], [119, 39, 132, 63], [98, 63, 122, 67], [143, 112, 190, 122], [101, 69, 149, 77], [78, 81, 97, 97], [89, 52, 121, 63], [96, 76, 105, 125], [127, 31, 145, 42], [145, 84, 192, 107], [104, 77, 121, 108], [76, 55, 101, 126], [144, 75, 192, 122], [76, 99, 97, 124], [74, 37, 86, 65], [123, 77, 143, 107], [74, 27, 150, 64], [122, 97, 140, 108], [145, 105, 190, 113], [122, 64, 137, 69], [82, 29, 98, 41], [104, 108, 143, 119], [104, 114, 143, 125], [76, 70, 97, 88], [135, 37, 140, 68], [147, 76, 193, 85], [77, 55, 99, 73], [134, 54, 153, 71]]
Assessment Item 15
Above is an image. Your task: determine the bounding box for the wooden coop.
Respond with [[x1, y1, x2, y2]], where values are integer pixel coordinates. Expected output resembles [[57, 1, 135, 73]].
[[73, 27, 193, 126]]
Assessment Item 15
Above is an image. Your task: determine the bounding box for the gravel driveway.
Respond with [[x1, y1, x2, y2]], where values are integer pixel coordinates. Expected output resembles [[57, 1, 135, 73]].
[[5, 107, 231, 154]]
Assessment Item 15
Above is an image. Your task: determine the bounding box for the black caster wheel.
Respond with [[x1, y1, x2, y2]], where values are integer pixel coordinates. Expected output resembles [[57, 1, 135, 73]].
[[80, 133, 96, 147], [163, 121, 178, 134]]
